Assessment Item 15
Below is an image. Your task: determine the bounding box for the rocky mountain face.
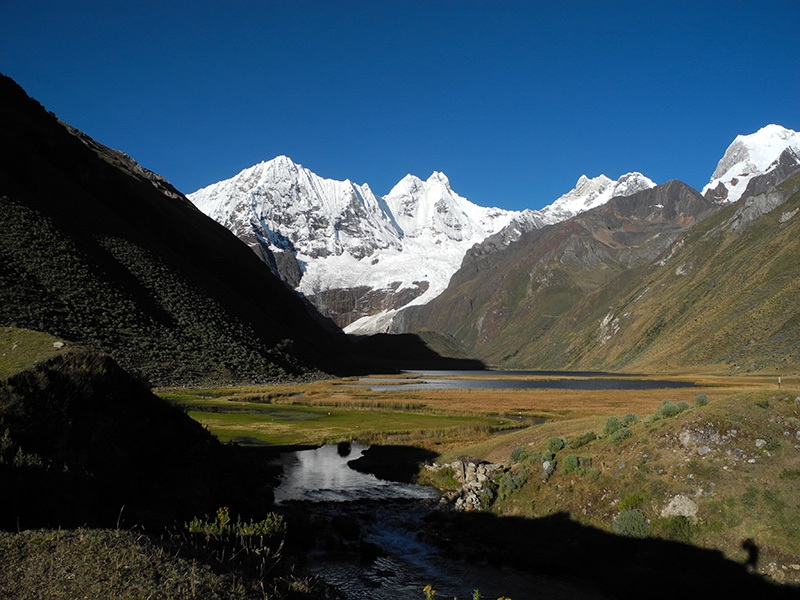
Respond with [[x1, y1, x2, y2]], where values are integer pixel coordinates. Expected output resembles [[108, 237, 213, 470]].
[[0, 73, 353, 385], [397, 168, 800, 374], [392, 181, 718, 361], [189, 160, 656, 331]]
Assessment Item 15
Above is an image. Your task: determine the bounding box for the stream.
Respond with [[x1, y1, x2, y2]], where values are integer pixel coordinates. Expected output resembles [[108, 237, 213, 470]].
[[273, 443, 608, 599]]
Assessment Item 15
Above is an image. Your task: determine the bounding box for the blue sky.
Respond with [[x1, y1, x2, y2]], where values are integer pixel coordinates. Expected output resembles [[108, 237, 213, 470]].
[[2, 1, 798, 211]]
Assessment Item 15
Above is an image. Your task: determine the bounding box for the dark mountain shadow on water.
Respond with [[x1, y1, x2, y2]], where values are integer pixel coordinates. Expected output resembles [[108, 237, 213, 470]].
[[346, 445, 440, 482], [422, 510, 800, 600], [349, 333, 486, 371]]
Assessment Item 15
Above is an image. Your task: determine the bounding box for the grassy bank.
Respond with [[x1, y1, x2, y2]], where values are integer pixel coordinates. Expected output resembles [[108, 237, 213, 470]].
[[162, 374, 800, 587]]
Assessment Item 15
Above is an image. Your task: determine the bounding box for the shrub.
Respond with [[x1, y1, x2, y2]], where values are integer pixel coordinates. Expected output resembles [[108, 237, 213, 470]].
[[619, 491, 649, 511], [568, 430, 597, 449], [622, 413, 639, 427], [561, 454, 580, 475], [646, 399, 691, 425], [475, 484, 497, 510], [498, 471, 527, 500], [652, 516, 694, 543], [588, 468, 601, 479], [509, 446, 528, 463], [613, 509, 650, 538], [694, 394, 709, 407], [604, 416, 623, 437], [546, 437, 565, 454], [609, 427, 632, 446], [658, 400, 681, 418]]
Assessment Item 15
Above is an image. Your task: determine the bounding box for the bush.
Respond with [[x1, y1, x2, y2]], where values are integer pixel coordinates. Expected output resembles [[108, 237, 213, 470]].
[[619, 491, 649, 511], [609, 427, 632, 446], [546, 437, 565, 454], [658, 400, 681, 418], [652, 516, 694, 543], [509, 446, 528, 463], [622, 413, 639, 427], [604, 416, 623, 437], [613, 509, 650, 538], [694, 394, 709, 407], [498, 471, 527, 500], [568, 430, 597, 449], [561, 454, 580, 475], [646, 399, 691, 425]]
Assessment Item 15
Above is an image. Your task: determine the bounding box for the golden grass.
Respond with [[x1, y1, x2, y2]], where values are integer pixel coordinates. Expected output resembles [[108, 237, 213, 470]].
[[158, 372, 783, 452]]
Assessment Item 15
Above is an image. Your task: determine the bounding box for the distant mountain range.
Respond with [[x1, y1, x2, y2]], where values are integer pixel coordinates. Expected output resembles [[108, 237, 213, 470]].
[[399, 168, 800, 373], [189, 124, 800, 341], [189, 158, 656, 331]]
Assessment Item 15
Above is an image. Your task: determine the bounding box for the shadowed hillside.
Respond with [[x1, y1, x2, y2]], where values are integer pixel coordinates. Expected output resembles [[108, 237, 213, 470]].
[[0, 347, 280, 530], [0, 73, 353, 385]]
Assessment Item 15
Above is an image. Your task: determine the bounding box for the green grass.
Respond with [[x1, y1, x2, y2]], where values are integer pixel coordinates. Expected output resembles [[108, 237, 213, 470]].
[[479, 388, 800, 583], [166, 394, 512, 446], [0, 327, 69, 380]]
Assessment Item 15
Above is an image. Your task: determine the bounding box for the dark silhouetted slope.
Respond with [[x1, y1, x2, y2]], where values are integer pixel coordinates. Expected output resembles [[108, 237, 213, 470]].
[[0, 74, 353, 384]]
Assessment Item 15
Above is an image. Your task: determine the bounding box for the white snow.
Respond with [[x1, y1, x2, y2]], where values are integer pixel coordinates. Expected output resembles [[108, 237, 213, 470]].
[[537, 172, 656, 224], [702, 124, 800, 203], [188, 156, 656, 334]]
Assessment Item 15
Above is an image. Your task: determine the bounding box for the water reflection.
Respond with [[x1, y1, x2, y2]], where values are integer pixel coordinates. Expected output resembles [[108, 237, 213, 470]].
[[273, 442, 439, 504], [352, 370, 695, 392]]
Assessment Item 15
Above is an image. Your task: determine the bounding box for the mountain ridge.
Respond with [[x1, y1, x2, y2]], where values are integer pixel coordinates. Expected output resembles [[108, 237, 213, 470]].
[[189, 157, 656, 331], [396, 171, 800, 374]]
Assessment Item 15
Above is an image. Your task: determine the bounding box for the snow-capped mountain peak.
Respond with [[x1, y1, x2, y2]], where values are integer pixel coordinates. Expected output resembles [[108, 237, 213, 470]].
[[538, 172, 656, 223], [384, 171, 516, 243], [702, 124, 800, 203], [189, 157, 659, 334]]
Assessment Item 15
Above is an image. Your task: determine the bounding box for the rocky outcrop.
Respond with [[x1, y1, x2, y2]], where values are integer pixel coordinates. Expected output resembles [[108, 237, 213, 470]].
[[306, 281, 429, 328], [427, 459, 503, 511]]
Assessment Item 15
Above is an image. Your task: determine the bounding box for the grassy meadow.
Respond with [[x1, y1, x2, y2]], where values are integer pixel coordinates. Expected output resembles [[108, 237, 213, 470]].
[[158, 372, 783, 451], [160, 372, 800, 585]]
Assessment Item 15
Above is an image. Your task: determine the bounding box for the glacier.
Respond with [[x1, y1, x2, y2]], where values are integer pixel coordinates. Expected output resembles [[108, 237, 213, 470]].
[[188, 157, 655, 334]]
